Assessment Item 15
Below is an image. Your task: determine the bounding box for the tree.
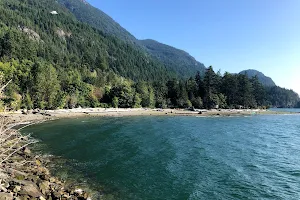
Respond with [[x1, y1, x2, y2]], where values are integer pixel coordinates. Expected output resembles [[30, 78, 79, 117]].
[[34, 64, 60, 109], [135, 82, 154, 108], [153, 81, 167, 108], [203, 66, 218, 109], [251, 76, 266, 107], [221, 72, 238, 107], [237, 74, 256, 108]]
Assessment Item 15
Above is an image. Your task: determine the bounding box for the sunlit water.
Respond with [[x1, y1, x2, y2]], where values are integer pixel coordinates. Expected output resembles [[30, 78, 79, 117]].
[[23, 114, 300, 200], [269, 108, 300, 113]]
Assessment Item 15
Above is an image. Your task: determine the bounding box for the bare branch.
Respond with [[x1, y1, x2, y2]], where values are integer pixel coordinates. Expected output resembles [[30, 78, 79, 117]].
[[0, 141, 37, 164], [0, 79, 12, 93]]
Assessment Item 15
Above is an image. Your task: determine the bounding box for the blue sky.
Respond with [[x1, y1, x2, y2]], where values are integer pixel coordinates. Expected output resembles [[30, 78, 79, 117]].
[[87, 0, 300, 95]]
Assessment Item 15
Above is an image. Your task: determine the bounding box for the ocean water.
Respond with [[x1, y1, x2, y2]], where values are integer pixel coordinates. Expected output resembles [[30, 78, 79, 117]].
[[23, 114, 300, 200], [269, 108, 300, 113]]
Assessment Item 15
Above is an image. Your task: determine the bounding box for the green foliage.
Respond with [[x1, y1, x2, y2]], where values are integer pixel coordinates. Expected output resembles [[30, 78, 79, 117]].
[[112, 97, 119, 108], [34, 63, 60, 109], [266, 86, 299, 108], [203, 66, 219, 109]]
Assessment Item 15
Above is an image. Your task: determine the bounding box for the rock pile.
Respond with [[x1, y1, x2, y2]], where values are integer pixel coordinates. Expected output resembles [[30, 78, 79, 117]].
[[0, 116, 91, 200], [0, 147, 91, 200]]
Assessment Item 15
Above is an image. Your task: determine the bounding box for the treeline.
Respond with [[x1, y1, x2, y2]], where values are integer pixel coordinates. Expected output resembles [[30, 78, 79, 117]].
[[1, 59, 299, 111], [0, 0, 299, 110]]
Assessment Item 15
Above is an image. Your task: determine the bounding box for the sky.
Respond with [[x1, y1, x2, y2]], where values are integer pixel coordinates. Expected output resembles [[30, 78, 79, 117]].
[[87, 0, 300, 95]]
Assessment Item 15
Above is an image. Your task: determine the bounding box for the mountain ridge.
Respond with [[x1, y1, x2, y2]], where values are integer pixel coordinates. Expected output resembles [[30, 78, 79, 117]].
[[239, 69, 276, 87], [140, 39, 206, 77]]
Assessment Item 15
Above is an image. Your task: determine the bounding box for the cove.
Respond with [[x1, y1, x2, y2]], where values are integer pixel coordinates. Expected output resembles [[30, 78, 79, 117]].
[[23, 114, 300, 199]]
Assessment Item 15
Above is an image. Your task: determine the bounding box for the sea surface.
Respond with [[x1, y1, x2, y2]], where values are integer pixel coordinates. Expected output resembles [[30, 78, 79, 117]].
[[269, 108, 300, 113], [23, 113, 300, 200]]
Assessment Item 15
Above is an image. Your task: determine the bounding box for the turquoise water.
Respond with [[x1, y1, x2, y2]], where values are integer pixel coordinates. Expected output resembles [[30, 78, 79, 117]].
[[24, 114, 300, 199], [269, 108, 300, 113]]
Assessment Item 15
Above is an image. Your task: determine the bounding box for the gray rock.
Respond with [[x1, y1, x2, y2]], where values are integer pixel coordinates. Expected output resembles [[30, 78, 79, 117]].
[[23, 147, 31, 154], [19, 183, 43, 198], [39, 181, 50, 195], [0, 192, 13, 200]]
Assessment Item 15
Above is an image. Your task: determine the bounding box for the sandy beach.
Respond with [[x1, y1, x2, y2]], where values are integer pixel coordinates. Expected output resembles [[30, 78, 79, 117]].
[[2, 108, 296, 125]]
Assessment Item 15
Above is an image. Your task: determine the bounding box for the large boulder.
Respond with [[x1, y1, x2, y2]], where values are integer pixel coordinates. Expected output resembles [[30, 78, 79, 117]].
[[18, 181, 44, 198]]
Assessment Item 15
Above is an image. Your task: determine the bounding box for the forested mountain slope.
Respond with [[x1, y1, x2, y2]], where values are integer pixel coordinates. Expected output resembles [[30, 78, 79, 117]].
[[58, 0, 207, 78], [0, 0, 173, 110], [140, 39, 206, 78], [0, 0, 171, 81], [58, 0, 140, 46], [239, 69, 276, 87]]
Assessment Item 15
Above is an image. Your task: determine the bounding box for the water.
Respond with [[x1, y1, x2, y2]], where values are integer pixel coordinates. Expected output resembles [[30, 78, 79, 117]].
[[23, 114, 300, 200], [269, 108, 300, 113]]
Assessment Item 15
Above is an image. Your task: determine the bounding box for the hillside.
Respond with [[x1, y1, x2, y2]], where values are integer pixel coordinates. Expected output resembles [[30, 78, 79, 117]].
[[239, 69, 276, 87], [58, 0, 139, 45], [140, 39, 206, 78], [0, 0, 171, 81], [58, 0, 207, 78], [0, 0, 175, 110]]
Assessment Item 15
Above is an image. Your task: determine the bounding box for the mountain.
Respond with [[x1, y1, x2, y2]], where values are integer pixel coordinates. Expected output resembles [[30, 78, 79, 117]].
[[58, 0, 206, 78], [57, 0, 140, 45], [239, 69, 276, 87], [140, 39, 206, 78]]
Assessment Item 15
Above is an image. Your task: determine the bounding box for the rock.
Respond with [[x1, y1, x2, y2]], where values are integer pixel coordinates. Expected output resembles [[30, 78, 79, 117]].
[[19, 184, 43, 198], [2, 182, 9, 189], [6, 168, 28, 178], [49, 177, 56, 183], [27, 175, 39, 184], [0, 185, 7, 192], [0, 192, 13, 200], [35, 159, 42, 166], [39, 181, 49, 195], [13, 185, 21, 193], [18, 26, 41, 41], [15, 195, 30, 200], [0, 172, 8, 180], [52, 191, 61, 198], [23, 147, 31, 154], [39, 196, 46, 200], [74, 188, 83, 195], [83, 193, 89, 199]]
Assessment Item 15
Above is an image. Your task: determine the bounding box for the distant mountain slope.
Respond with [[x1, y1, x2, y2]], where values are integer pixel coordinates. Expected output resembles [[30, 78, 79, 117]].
[[239, 69, 276, 87], [58, 0, 139, 45], [58, 0, 206, 78], [140, 39, 206, 78]]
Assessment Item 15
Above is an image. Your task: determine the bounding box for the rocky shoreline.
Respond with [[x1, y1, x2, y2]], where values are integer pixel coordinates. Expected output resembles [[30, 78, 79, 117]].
[[5, 108, 297, 124], [0, 117, 92, 200]]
